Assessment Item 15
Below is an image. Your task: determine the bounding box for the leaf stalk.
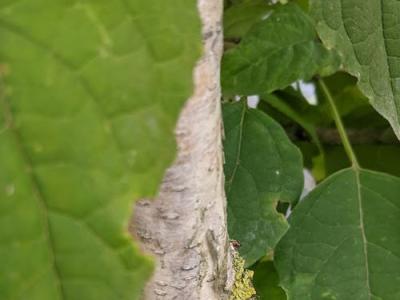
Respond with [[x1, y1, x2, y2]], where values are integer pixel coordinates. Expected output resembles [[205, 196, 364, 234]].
[[318, 78, 360, 169]]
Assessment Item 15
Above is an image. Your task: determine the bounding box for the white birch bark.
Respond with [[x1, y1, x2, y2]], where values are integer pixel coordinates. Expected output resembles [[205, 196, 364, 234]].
[[131, 0, 233, 299]]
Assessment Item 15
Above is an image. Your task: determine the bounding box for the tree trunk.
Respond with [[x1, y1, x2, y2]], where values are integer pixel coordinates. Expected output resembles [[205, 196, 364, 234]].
[[131, 0, 233, 299]]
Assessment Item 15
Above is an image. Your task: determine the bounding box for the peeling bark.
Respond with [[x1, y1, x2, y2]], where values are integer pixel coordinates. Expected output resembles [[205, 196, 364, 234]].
[[131, 0, 233, 299]]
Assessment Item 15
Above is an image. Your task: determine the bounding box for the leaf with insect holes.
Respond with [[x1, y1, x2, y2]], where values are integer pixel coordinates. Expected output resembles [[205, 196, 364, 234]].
[[276, 168, 400, 300], [0, 1, 201, 299], [223, 101, 303, 266]]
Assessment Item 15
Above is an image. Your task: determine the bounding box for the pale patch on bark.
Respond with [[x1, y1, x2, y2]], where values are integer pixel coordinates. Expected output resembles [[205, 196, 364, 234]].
[[131, 0, 234, 299]]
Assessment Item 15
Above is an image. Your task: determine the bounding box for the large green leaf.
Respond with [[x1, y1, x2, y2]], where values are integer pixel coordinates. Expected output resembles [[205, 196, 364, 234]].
[[221, 3, 340, 96], [0, 1, 201, 299], [275, 168, 400, 299], [311, 0, 400, 140], [223, 101, 303, 266]]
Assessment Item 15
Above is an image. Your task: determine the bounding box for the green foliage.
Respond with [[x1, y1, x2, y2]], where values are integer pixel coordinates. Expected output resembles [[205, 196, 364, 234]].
[[221, 3, 340, 96], [251, 260, 286, 300], [0, 1, 201, 299], [224, 0, 271, 40], [260, 92, 322, 152], [311, 0, 400, 140], [223, 101, 303, 266], [323, 145, 400, 178], [2, 0, 400, 299], [276, 168, 400, 299], [222, 0, 400, 299], [314, 72, 371, 127]]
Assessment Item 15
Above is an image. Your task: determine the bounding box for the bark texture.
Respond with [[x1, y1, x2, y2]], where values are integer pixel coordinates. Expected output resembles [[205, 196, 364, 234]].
[[132, 0, 233, 299]]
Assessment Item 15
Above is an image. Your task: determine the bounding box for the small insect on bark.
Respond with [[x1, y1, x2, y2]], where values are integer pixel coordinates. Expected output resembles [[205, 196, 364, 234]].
[[230, 239, 241, 250]]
